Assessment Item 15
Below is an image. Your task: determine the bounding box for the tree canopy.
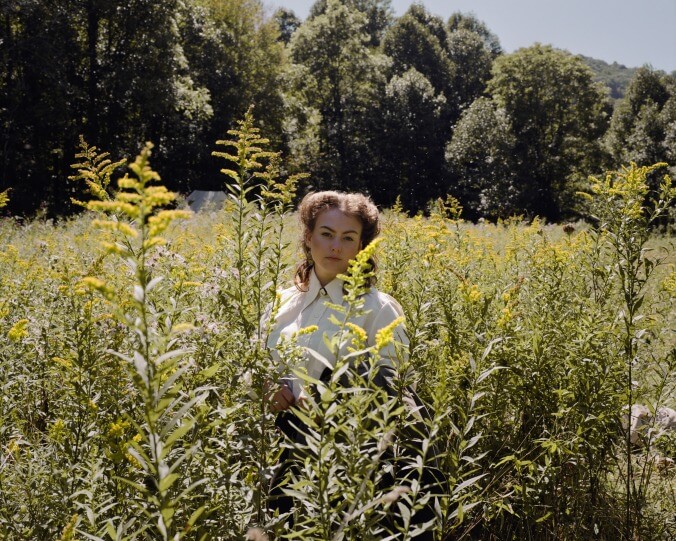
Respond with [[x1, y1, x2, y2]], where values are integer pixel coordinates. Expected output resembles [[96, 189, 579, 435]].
[[0, 0, 672, 220]]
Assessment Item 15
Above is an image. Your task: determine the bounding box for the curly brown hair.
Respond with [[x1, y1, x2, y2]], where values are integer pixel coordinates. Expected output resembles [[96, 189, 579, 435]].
[[295, 191, 380, 291]]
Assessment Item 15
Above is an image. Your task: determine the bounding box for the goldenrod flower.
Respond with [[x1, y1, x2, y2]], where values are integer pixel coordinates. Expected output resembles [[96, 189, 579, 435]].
[[8, 319, 29, 342], [468, 285, 482, 304], [49, 419, 67, 443], [375, 316, 405, 351], [52, 356, 73, 369], [171, 322, 195, 334], [108, 420, 128, 439], [296, 325, 318, 336]]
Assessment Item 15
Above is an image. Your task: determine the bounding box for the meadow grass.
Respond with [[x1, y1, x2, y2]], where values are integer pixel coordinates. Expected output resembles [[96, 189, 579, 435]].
[[0, 146, 673, 539]]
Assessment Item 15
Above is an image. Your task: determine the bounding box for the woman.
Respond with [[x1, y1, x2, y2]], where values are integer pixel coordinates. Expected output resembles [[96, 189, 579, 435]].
[[266, 190, 407, 411], [265, 191, 441, 537]]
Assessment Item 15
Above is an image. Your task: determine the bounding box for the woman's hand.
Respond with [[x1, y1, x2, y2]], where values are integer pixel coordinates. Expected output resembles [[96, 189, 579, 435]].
[[268, 382, 295, 412]]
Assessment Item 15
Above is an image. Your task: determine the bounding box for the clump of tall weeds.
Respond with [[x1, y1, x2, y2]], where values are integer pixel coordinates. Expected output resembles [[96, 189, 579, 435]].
[[0, 123, 673, 541], [81, 142, 209, 539], [587, 162, 675, 540]]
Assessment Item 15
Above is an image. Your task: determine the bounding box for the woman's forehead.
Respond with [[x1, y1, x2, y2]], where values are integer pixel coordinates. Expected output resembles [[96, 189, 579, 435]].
[[314, 207, 362, 233]]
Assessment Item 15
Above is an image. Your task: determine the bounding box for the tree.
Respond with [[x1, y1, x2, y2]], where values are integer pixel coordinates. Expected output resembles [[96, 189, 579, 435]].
[[0, 0, 215, 213], [382, 4, 454, 104], [446, 29, 494, 115], [377, 3, 457, 208], [0, 0, 86, 213], [286, 0, 387, 192], [179, 0, 285, 187], [0, 0, 290, 214], [606, 67, 676, 181], [376, 68, 447, 210], [308, 0, 394, 47], [487, 44, 611, 220], [447, 12, 502, 58], [273, 7, 301, 44], [445, 98, 518, 220]]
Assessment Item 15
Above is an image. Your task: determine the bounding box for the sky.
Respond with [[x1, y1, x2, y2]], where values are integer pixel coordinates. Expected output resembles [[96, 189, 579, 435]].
[[266, 0, 676, 73]]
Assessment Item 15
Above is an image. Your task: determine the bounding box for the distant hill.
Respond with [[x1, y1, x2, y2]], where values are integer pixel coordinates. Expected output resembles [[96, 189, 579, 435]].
[[578, 55, 638, 102]]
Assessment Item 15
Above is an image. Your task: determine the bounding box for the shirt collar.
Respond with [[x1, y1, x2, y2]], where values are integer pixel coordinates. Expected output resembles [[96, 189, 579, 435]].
[[302, 269, 345, 311]]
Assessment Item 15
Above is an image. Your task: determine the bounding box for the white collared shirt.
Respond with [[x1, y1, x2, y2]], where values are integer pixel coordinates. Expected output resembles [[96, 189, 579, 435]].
[[266, 270, 409, 399]]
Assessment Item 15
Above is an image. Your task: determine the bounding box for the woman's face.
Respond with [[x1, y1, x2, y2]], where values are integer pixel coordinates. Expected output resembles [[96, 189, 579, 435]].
[[306, 207, 363, 285]]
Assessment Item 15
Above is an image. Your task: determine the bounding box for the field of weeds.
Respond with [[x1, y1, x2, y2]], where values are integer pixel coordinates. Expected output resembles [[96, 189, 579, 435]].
[[0, 125, 674, 540]]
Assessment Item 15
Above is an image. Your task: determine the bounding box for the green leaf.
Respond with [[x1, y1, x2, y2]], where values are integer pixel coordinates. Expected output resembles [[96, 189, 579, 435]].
[[162, 419, 196, 459], [159, 473, 179, 493]]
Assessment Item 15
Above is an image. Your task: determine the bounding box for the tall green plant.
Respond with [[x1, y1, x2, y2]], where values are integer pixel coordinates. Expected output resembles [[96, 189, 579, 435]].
[[82, 143, 207, 539], [211, 107, 303, 529], [587, 162, 674, 539]]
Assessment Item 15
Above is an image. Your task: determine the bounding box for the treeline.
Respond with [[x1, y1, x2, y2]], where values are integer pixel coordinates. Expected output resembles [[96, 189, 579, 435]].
[[1, 0, 675, 219]]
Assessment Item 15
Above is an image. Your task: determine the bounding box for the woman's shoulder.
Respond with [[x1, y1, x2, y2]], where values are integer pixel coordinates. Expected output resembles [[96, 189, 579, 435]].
[[279, 283, 298, 298], [364, 287, 405, 314], [277, 283, 303, 306]]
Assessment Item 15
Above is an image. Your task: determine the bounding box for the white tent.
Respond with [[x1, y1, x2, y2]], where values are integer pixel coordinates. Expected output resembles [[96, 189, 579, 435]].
[[187, 190, 228, 212]]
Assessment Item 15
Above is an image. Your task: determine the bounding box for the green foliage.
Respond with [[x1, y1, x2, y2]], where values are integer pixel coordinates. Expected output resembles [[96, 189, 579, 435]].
[[0, 0, 285, 215], [309, 0, 394, 47], [382, 5, 454, 106], [487, 44, 612, 220], [286, 0, 387, 192], [445, 97, 518, 219], [578, 55, 638, 101], [2, 0, 669, 221], [85, 143, 202, 539], [447, 12, 502, 58], [181, 0, 286, 151], [605, 68, 676, 185], [586, 162, 675, 539], [0, 153, 674, 538], [445, 29, 494, 113], [273, 8, 301, 44], [377, 68, 447, 210]]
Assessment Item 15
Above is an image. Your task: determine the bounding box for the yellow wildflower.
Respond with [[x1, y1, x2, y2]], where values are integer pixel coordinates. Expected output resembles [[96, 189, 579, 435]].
[[7, 439, 20, 455], [108, 420, 130, 439], [92, 219, 138, 238], [375, 316, 405, 351], [497, 307, 513, 329], [59, 514, 79, 541], [171, 322, 195, 334], [8, 319, 29, 342], [49, 419, 67, 443], [80, 276, 115, 300], [296, 325, 318, 336], [52, 356, 73, 369], [663, 269, 676, 296], [346, 322, 368, 350], [468, 285, 482, 304]]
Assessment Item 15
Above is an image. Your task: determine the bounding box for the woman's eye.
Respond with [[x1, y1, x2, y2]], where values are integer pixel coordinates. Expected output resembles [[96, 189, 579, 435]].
[[344, 237, 354, 242]]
